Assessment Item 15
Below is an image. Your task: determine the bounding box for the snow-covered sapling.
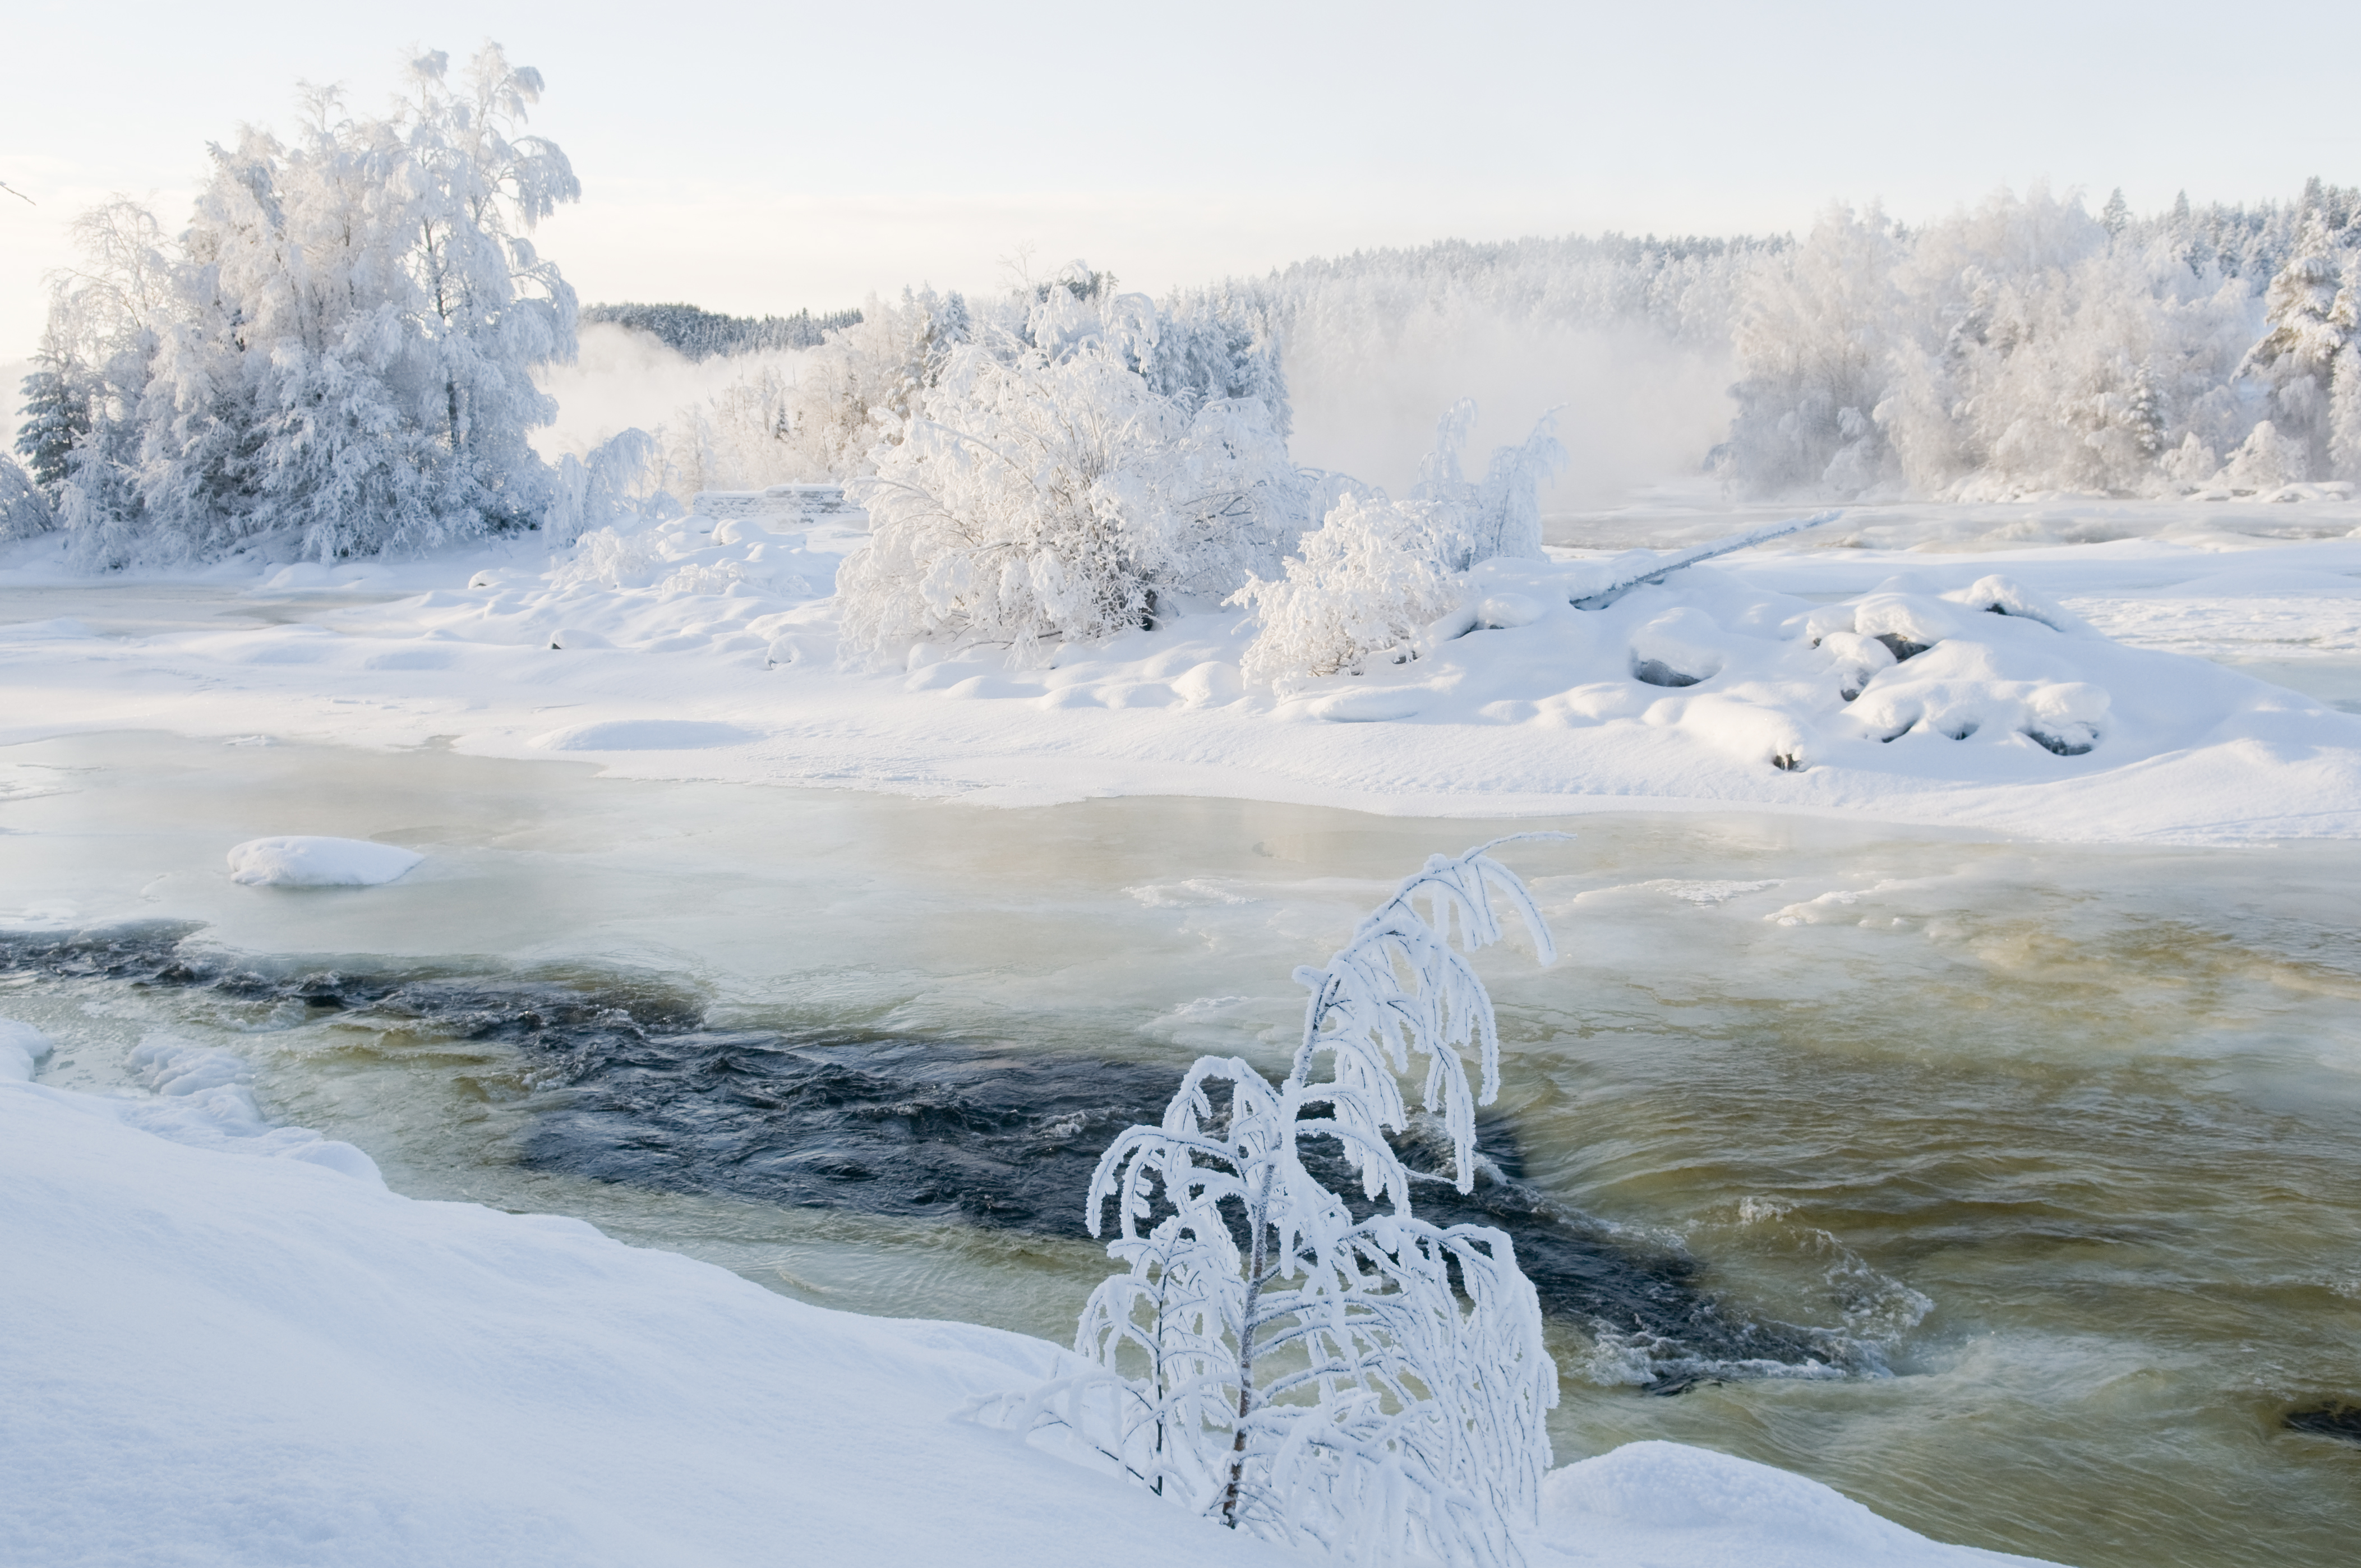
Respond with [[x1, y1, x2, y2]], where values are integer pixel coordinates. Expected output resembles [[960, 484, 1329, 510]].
[[976, 839, 1562, 1566]]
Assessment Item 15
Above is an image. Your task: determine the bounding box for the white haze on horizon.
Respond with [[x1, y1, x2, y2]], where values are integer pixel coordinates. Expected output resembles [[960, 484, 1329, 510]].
[[8, 0, 2360, 359], [533, 312, 1735, 517]]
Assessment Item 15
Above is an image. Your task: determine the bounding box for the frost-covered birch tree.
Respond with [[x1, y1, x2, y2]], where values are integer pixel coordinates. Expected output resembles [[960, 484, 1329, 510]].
[[976, 841, 1561, 1566], [26, 45, 619, 565]]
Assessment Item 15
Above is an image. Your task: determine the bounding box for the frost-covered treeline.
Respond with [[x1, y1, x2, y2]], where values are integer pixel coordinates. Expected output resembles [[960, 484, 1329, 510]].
[[1254, 233, 1761, 353], [579, 301, 862, 360], [1719, 183, 2361, 498], [598, 261, 1566, 665], [11, 47, 642, 565]]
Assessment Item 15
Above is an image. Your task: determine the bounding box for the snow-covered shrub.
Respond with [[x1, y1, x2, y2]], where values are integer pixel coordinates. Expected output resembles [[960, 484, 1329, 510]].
[[1230, 495, 1461, 685], [836, 283, 1305, 658], [976, 841, 1559, 1566], [35, 47, 602, 565], [1409, 399, 1566, 568], [2218, 419, 2308, 492], [543, 430, 671, 548], [1225, 401, 1562, 686], [0, 455, 55, 541]]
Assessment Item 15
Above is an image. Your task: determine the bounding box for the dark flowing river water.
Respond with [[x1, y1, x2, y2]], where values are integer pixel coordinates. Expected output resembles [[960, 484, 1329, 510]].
[[6, 727, 2359, 1567]]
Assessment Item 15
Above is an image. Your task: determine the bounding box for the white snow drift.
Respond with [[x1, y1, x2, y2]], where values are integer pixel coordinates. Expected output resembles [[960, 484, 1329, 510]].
[[226, 836, 425, 888]]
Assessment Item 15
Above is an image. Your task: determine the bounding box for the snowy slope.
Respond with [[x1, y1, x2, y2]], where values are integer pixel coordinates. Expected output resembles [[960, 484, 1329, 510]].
[[0, 1033, 2052, 1568]]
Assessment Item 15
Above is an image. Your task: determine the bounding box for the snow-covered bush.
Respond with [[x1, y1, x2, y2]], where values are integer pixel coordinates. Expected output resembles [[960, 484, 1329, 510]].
[[836, 281, 1305, 658], [1230, 495, 1460, 685], [1226, 402, 1562, 686], [976, 842, 1560, 1567], [1409, 399, 1567, 568], [0, 455, 54, 541], [31, 47, 607, 565]]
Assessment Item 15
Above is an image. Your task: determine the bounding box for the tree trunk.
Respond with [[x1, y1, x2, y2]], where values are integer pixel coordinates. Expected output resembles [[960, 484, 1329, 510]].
[[1220, 1162, 1276, 1528]]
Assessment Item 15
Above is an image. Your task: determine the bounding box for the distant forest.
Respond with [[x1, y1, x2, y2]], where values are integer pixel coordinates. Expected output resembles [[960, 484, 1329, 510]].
[[581, 302, 864, 360]]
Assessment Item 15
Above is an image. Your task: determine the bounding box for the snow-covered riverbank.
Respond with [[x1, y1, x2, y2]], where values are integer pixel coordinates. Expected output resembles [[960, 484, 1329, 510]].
[[0, 1029, 2052, 1568], [5, 495, 2357, 842]]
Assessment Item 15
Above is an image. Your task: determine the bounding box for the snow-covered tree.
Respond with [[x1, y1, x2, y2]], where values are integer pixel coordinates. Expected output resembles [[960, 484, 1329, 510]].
[[2332, 276, 2361, 482], [34, 45, 606, 565], [977, 841, 1559, 1565], [2239, 210, 2349, 479], [14, 331, 96, 491], [1722, 204, 1906, 496], [2100, 188, 2131, 239], [836, 280, 1306, 658], [1405, 400, 1566, 568]]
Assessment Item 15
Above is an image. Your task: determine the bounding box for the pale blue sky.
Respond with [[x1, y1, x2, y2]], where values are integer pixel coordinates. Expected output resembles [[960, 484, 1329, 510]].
[[6, 0, 2358, 356]]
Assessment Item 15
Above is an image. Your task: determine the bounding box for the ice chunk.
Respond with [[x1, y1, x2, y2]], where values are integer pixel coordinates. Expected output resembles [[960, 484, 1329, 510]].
[[0, 1020, 53, 1082], [226, 836, 423, 888]]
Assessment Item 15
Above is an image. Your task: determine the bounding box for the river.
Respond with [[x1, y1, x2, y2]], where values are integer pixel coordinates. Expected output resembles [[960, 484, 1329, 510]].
[[5, 590, 2360, 1566]]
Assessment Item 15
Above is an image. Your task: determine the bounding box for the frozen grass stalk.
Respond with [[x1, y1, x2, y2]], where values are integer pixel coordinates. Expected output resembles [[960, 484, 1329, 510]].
[[972, 837, 1565, 1565]]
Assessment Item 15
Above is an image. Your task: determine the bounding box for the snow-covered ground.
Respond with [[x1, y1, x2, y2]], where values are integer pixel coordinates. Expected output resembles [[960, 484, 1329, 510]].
[[3, 492, 2356, 842], [0, 1029, 2050, 1567]]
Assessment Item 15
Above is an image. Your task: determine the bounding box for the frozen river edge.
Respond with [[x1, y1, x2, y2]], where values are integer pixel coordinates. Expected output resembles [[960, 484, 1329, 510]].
[[0, 1037, 2053, 1568]]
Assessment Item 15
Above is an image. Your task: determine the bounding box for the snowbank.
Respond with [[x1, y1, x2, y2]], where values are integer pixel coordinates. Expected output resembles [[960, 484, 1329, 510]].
[[4, 498, 2358, 843], [0, 1037, 2051, 1567], [226, 836, 424, 887], [1532, 1441, 2049, 1567]]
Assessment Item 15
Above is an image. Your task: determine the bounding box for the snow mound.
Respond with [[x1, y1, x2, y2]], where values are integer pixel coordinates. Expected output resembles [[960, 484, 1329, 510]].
[[0, 1019, 53, 1082], [1535, 1440, 2049, 1566], [119, 1033, 385, 1183], [533, 718, 755, 750], [383, 506, 866, 662], [226, 836, 423, 887]]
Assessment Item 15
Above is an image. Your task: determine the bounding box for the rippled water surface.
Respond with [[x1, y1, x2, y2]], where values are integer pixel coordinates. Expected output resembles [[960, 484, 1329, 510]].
[[6, 728, 2360, 1567]]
